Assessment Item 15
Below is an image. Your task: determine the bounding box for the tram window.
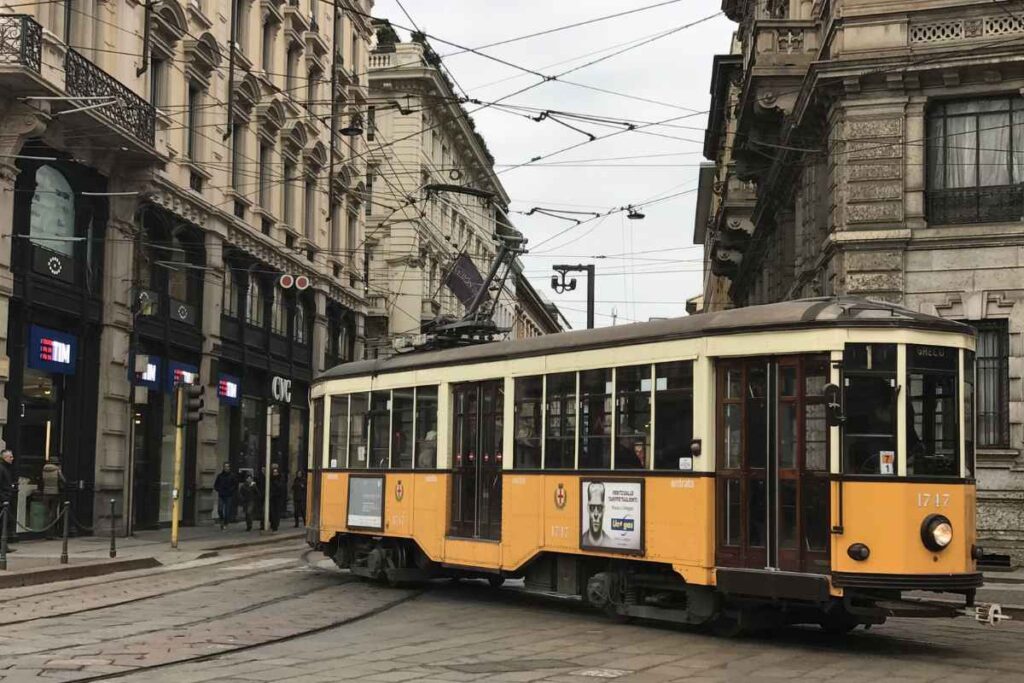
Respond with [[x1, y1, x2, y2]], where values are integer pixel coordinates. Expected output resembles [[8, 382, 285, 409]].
[[329, 395, 348, 468], [907, 345, 959, 477], [312, 398, 324, 470], [724, 479, 741, 546], [964, 351, 975, 477], [779, 480, 797, 549], [654, 361, 693, 470], [748, 478, 767, 547], [349, 393, 369, 468], [746, 365, 768, 470], [415, 387, 438, 468], [803, 478, 829, 554], [579, 369, 611, 469], [392, 388, 414, 469], [513, 376, 542, 469], [545, 372, 576, 469], [804, 357, 829, 471], [369, 391, 390, 468], [843, 344, 897, 475], [616, 365, 652, 469], [481, 383, 504, 465]]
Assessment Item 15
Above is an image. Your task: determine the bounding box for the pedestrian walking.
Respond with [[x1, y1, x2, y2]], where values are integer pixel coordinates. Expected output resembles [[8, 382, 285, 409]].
[[255, 467, 266, 531], [268, 463, 287, 532], [237, 473, 257, 531], [291, 470, 307, 528], [213, 462, 239, 530], [0, 449, 18, 549], [41, 457, 66, 538]]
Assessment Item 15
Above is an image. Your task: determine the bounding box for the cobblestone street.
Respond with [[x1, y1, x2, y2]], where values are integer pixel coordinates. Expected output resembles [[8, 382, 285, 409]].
[[0, 540, 1022, 682]]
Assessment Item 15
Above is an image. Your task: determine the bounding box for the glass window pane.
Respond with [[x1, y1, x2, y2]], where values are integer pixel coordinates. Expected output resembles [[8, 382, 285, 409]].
[[654, 361, 693, 470], [579, 369, 611, 469], [514, 376, 542, 469], [725, 479, 741, 546], [349, 393, 368, 468], [843, 375, 895, 475], [843, 343, 897, 372], [945, 115, 978, 188], [748, 478, 766, 548], [779, 479, 797, 549], [746, 365, 767, 469], [978, 113, 1011, 187], [725, 404, 742, 469], [805, 403, 828, 471], [415, 387, 438, 468], [369, 391, 390, 468], [780, 402, 797, 469], [907, 369, 959, 477], [392, 389, 414, 469], [803, 477, 829, 553], [30, 166, 75, 257], [545, 372, 576, 470], [964, 351, 975, 477], [780, 366, 797, 397], [615, 365, 651, 469], [727, 368, 741, 399]]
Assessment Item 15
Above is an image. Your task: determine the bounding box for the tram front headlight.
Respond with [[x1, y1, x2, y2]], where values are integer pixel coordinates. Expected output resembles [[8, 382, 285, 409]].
[[921, 514, 953, 552]]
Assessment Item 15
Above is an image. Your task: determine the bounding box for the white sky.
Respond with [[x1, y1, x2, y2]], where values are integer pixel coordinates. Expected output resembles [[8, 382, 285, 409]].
[[371, 0, 735, 330]]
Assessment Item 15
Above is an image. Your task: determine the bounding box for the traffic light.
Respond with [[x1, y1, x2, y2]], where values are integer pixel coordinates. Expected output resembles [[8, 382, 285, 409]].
[[180, 383, 204, 425]]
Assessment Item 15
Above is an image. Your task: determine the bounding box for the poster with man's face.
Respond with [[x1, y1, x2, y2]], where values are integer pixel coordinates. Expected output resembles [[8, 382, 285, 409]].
[[580, 480, 643, 553]]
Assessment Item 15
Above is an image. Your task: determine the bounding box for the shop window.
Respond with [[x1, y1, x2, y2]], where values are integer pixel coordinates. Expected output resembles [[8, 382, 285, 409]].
[[907, 345, 960, 477], [654, 361, 693, 470], [392, 388, 414, 468], [349, 392, 368, 468], [294, 304, 307, 344], [270, 289, 287, 335], [415, 386, 438, 468], [843, 343, 897, 475], [927, 97, 1024, 225], [615, 365, 651, 470], [241, 397, 264, 473], [329, 394, 348, 468], [513, 376, 542, 469], [29, 165, 75, 257], [579, 368, 611, 469], [245, 277, 265, 327], [970, 320, 1010, 447], [545, 372, 576, 469]]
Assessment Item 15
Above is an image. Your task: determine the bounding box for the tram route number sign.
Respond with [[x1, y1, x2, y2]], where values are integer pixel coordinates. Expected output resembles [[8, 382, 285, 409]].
[[347, 475, 384, 530], [580, 480, 643, 554]]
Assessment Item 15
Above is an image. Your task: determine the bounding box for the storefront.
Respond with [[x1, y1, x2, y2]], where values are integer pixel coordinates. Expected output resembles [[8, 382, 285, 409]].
[[4, 149, 108, 533]]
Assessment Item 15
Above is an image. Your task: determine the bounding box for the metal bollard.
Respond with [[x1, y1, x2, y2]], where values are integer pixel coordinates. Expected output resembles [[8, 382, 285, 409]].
[[0, 502, 8, 571], [60, 501, 70, 565], [109, 499, 117, 558]]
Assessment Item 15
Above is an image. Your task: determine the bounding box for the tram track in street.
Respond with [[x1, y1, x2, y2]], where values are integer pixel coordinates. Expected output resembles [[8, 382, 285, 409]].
[[0, 544, 314, 627]]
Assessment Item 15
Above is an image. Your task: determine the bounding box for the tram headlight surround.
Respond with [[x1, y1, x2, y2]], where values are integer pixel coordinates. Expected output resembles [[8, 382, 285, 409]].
[[847, 543, 870, 561], [921, 514, 953, 552]]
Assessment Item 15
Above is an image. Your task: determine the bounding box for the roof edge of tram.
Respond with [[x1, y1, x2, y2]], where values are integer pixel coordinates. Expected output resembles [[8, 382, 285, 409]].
[[319, 296, 973, 381]]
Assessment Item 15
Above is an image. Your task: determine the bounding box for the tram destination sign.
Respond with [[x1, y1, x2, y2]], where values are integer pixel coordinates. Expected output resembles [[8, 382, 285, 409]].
[[580, 479, 644, 554], [347, 475, 384, 530]]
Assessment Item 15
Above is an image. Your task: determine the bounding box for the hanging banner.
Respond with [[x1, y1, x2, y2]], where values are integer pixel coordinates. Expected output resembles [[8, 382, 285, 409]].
[[166, 360, 199, 392], [217, 373, 241, 406], [444, 254, 485, 307], [28, 325, 77, 375]]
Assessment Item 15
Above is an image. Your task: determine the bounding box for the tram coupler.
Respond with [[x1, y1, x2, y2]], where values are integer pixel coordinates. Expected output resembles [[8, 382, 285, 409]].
[[966, 603, 1011, 626]]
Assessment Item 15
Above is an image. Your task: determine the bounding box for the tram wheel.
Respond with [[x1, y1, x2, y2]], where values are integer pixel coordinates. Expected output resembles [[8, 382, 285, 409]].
[[710, 614, 745, 638], [487, 576, 505, 588]]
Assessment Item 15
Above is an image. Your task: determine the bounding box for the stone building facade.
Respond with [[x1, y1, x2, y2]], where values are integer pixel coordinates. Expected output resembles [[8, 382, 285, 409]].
[[0, 0, 374, 533], [696, 0, 1024, 558], [363, 27, 562, 353]]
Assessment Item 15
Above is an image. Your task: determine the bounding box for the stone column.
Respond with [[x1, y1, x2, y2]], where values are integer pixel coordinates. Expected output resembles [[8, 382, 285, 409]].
[[0, 106, 46, 447], [196, 229, 226, 522], [95, 192, 138, 533]]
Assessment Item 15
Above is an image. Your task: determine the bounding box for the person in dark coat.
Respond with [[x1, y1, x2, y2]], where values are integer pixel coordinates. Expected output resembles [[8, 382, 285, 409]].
[[0, 449, 18, 548], [213, 463, 239, 530], [237, 473, 258, 531], [291, 470, 307, 528], [254, 468, 266, 531], [268, 463, 288, 532]]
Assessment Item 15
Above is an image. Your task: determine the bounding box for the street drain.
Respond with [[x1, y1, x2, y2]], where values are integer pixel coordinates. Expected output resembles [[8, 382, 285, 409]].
[[446, 659, 573, 674]]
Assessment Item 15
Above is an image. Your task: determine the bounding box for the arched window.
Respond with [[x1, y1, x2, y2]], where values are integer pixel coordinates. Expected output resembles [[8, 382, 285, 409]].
[[223, 268, 239, 317], [294, 303, 307, 344], [29, 166, 75, 257], [246, 276, 264, 326], [271, 287, 287, 334]]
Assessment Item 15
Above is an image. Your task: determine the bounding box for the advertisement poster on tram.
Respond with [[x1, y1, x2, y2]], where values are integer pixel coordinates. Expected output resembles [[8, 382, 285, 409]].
[[580, 480, 643, 553], [347, 476, 384, 529]]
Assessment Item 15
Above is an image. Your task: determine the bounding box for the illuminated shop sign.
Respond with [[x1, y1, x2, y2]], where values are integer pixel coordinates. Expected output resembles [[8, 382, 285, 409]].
[[131, 354, 163, 391], [218, 374, 241, 406], [28, 325, 77, 375], [166, 361, 199, 392]]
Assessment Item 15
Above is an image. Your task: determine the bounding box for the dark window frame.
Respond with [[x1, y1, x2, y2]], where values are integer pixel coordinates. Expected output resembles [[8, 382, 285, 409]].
[[970, 319, 1010, 448]]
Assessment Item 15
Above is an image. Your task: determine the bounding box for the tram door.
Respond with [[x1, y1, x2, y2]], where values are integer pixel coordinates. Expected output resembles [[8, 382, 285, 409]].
[[716, 356, 831, 573], [449, 381, 504, 540]]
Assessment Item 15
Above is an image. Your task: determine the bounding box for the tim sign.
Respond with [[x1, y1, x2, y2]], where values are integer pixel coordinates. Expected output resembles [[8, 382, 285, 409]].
[[28, 325, 77, 375]]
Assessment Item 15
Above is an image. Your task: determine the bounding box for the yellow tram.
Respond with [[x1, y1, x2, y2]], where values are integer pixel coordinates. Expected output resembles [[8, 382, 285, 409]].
[[305, 297, 998, 632]]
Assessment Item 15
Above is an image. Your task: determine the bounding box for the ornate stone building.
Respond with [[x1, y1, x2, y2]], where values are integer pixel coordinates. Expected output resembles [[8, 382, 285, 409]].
[[363, 25, 563, 354], [696, 0, 1024, 558], [0, 0, 373, 533]]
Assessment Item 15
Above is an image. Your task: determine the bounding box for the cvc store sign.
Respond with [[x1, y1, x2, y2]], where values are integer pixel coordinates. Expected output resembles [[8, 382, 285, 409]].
[[271, 375, 292, 403]]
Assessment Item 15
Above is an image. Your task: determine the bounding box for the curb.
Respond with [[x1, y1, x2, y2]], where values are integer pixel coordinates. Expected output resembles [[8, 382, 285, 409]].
[[0, 558, 162, 590], [200, 531, 305, 553]]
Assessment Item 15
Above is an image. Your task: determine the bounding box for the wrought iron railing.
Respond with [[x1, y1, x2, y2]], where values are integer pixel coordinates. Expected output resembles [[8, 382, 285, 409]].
[[65, 48, 155, 146], [927, 185, 1024, 225], [0, 14, 42, 73]]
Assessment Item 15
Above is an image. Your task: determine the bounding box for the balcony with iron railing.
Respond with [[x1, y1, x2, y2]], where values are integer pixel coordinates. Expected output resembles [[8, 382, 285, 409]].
[[0, 14, 41, 74], [65, 48, 155, 147]]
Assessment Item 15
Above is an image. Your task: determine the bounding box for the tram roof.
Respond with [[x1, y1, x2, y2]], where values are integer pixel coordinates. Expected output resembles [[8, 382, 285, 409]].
[[319, 297, 972, 381]]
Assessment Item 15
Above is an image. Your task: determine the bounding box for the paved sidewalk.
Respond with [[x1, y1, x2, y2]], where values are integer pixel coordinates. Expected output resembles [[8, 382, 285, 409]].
[[0, 522, 306, 587]]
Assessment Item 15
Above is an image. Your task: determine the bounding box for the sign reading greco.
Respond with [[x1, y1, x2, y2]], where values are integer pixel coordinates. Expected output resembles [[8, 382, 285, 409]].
[[580, 480, 643, 554], [347, 475, 384, 530]]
